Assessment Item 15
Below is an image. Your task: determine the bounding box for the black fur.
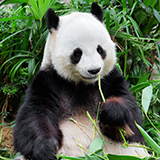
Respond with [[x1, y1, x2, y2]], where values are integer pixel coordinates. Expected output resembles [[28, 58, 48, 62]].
[[97, 45, 106, 59], [91, 2, 103, 22], [47, 8, 59, 30], [14, 66, 144, 160], [88, 68, 101, 75], [99, 68, 144, 142], [70, 48, 83, 64]]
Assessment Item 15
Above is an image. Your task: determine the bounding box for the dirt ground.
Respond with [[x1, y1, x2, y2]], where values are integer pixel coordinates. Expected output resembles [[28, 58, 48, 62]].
[[0, 125, 14, 153]]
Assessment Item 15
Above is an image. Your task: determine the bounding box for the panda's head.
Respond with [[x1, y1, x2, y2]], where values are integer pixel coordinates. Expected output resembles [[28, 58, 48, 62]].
[[41, 2, 116, 84]]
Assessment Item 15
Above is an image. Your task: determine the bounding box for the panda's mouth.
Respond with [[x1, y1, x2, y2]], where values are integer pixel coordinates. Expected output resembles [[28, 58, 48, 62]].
[[82, 75, 97, 80]]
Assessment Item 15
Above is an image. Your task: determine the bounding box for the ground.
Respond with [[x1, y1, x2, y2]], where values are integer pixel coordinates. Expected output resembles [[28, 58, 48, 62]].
[[0, 125, 14, 154]]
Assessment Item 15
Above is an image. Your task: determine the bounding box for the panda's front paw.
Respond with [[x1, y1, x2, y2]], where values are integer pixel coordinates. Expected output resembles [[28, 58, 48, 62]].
[[14, 135, 58, 160], [28, 138, 58, 160], [99, 97, 130, 127], [99, 97, 132, 141]]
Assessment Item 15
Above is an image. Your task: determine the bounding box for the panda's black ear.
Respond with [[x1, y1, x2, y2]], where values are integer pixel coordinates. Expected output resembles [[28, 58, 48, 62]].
[[91, 2, 103, 22], [47, 8, 59, 30]]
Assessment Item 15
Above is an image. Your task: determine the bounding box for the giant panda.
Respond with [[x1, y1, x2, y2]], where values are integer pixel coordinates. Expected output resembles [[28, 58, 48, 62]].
[[13, 2, 147, 160]]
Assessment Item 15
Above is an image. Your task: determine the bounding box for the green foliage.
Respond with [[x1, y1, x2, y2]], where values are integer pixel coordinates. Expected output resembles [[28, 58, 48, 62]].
[[0, 0, 67, 122], [136, 123, 160, 154], [0, 0, 160, 159], [89, 138, 106, 155], [142, 85, 153, 113]]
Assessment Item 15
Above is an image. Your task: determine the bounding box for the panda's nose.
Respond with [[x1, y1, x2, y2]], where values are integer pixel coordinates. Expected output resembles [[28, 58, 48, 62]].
[[88, 68, 101, 75]]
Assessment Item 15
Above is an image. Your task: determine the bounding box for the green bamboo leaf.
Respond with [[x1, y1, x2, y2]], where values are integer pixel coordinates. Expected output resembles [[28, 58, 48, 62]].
[[119, 20, 130, 30], [156, 42, 160, 64], [89, 138, 105, 156], [115, 63, 123, 75], [104, 8, 110, 31], [130, 1, 138, 16], [0, 156, 12, 160], [31, 29, 49, 54], [29, 0, 39, 19], [44, 0, 53, 12], [84, 153, 91, 160], [153, 8, 160, 23], [109, 29, 131, 40], [31, 61, 40, 76], [136, 123, 160, 154], [1, 0, 27, 4], [127, 0, 133, 7], [28, 58, 36, 81], [22, 17, 33, 51], [122, 16, 130, 35], [0, 149, 9, 159], [0, 28, 28, 44], [58, 156, 84, 160], [130, 81, 153, 93], [39, 0, 51, 19], [94, 149, 104, 157], [107, 154, 142, 160], [10, 59, 28, 82], [134, 10, 148, 25], [0, 50, 31, 56], [144, 18, 155, 35], [143, 0, 157, 8], [38, 0, 43, 7], [90, 155, 102, 160], [38, 0, 44, 20], [121, 0, 127, 15], [126, 15, 143, 37], [139, 47, 151, 67], [117, 49, 130, 56], [0, 54, 32, 71], [137, 73, 150, 84], [28, 0, 52, 21], [0, 148, 8, 153], [0, 16, 32, 22], [111, 8, 119, 31], [142, 85, 152, 114]]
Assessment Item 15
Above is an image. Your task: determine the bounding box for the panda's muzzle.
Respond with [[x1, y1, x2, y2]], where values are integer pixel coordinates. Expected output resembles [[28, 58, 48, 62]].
[[88, 67, 101, 75], [82, 75, 97, 80], [82, 68, 101, 80], [80, 68, 101, 81]]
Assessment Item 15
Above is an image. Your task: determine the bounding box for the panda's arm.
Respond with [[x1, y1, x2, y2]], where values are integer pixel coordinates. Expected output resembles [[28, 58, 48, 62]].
[[13, 70, 62, 160], [99, 67, 143, 142]]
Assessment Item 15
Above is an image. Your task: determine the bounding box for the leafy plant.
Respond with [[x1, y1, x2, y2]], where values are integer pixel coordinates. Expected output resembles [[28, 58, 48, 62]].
[[0, 0, 160, 159], [0, 0, 68, 121]]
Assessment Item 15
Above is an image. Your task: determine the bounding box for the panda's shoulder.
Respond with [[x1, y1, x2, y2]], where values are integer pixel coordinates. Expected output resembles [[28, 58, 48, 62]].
[[32, 67, 58, 84], [27, 66, 64, 94], [104, 66, 124, 81]]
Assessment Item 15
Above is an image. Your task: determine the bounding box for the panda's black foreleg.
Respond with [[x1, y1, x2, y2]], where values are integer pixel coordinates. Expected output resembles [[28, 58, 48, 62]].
[[99, 96, 132, 141], [13, 102, 62, 160], [98, 96, 144, 142], [99, 67, 144, 142]]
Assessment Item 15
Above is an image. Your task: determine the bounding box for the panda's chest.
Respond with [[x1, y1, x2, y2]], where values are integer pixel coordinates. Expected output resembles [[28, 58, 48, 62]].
[[58, 84, 100, 120], [58, 86, 101, 156]]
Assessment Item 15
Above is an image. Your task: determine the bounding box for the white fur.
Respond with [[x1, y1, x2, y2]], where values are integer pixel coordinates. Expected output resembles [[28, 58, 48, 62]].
[[41, 12, 116, 83], [41, 29, 57, 70], [58, 115, 148, 157]]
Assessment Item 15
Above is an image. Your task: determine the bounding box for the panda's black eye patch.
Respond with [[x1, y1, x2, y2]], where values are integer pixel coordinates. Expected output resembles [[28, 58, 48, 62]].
[[97, 45, 106, 59], [70, 48, 82, 64]]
